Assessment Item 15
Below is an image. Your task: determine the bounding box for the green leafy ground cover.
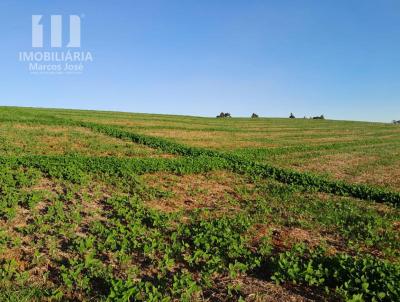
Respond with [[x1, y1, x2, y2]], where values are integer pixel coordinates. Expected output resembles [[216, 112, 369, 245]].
[[0, 106, 399, 301]]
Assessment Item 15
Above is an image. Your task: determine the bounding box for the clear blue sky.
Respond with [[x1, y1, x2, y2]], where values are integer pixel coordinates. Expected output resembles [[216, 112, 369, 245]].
[[1, 0, 399, 122]]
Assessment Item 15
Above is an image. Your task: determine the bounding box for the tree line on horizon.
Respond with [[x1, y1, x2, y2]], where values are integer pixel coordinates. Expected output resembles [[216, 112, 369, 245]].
[[216, 113, 398, 123], [216, 112, 326, 119]]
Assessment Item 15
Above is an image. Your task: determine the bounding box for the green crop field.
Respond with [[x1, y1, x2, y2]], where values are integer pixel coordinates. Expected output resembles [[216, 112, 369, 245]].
[[0, 106, 399, 301]]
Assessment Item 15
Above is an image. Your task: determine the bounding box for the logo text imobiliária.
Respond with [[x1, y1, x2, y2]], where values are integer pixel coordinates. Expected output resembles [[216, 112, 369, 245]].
[[19, 15, 94, 75]]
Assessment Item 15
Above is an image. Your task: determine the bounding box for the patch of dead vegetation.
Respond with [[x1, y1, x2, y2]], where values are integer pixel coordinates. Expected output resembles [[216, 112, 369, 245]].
[[351, 162, 400, 191], [247, 220, 349, 258], [140, 130, 269, 150], [285, 150, 400, 191], [291, 152, 378, 180], [141, 171, 255, 213], [1, 123, 175, 158], [203, 271, 337, 301], [240, 276, 337, 302], [271, 227, 324, 252]]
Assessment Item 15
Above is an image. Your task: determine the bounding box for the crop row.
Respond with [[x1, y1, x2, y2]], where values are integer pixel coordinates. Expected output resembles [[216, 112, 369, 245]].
[[2, 151, 399, 207], [0, 155, 230, 183]]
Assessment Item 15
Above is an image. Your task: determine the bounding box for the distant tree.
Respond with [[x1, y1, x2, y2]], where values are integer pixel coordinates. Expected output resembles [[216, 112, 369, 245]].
[[216, 112, 232, 118], [393, 120, 400, 124], [251, 113, 259, 118], [289, 113, 296, 119], [313, 115, 325, 120]]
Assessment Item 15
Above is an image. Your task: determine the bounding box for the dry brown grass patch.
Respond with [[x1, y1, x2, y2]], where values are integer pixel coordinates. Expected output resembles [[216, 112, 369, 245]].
[[142, 171, 254, 213]]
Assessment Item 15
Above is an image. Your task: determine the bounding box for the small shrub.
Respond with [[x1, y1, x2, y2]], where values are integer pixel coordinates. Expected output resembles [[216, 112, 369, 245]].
[[289, 113, 295, 119], [251, 113, 259, 118]]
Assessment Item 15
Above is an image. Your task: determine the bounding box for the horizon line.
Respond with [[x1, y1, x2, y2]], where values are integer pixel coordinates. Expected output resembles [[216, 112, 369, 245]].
[[0, 105, 393, 124]]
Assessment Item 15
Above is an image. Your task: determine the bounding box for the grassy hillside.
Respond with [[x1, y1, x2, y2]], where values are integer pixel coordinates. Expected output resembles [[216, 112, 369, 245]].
[[6, 106, 398, 190], [0, 106, 399, 301]]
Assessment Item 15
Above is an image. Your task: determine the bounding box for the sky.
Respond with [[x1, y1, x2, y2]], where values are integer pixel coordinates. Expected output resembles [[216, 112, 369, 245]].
[[0, 0, 399, 122]]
